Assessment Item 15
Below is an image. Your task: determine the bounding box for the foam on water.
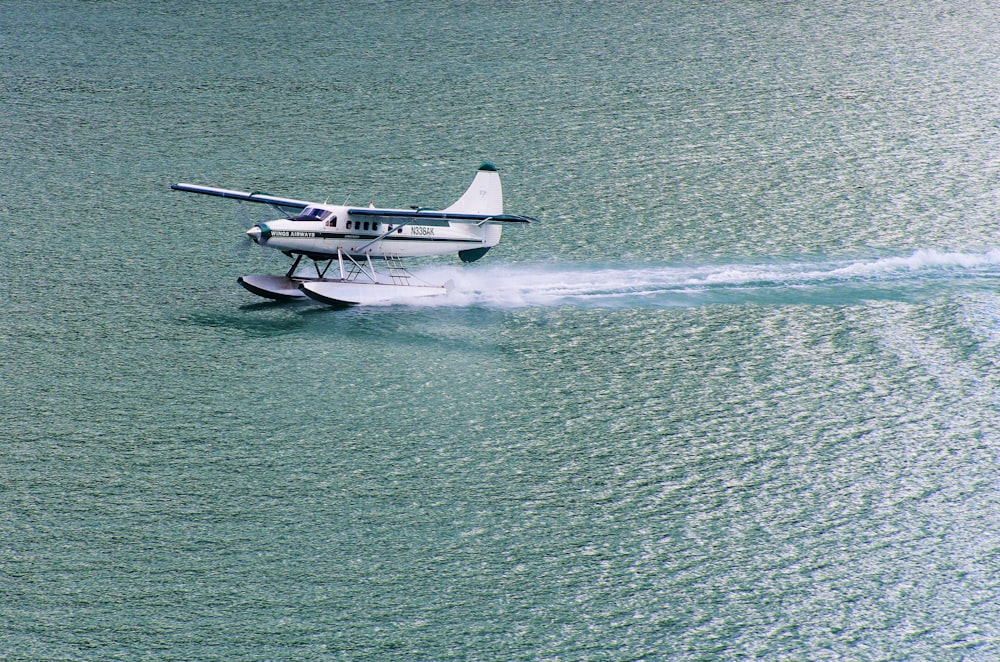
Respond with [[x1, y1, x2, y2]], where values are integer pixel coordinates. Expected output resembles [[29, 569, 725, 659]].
[[409, 248, 1000, 309]]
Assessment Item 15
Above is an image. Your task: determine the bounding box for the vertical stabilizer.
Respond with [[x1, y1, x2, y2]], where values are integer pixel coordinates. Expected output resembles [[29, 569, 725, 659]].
[[443, 162, 503, 215]]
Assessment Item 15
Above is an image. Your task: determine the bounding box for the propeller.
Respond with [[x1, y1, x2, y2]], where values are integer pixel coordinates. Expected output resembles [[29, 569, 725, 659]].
[[232, 201, 278, 263], [232, 202, 254, 260]]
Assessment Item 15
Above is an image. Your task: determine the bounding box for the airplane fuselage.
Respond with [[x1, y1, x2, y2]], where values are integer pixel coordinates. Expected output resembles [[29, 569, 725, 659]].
[[247, 204, 501, 260]]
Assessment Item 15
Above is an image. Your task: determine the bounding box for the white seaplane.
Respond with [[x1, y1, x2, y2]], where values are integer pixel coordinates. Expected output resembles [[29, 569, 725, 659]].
[[171, 162, 536, 306]]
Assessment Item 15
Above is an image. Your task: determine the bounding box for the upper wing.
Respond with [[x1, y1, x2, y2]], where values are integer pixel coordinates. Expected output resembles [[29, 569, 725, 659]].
[[171, 182, 537, 224], [348, 208, 535, 225], [171, 183, 312, 214]]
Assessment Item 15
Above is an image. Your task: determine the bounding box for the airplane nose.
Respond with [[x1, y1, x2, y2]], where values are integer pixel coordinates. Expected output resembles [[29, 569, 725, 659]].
[[246, 226, 262, 244]]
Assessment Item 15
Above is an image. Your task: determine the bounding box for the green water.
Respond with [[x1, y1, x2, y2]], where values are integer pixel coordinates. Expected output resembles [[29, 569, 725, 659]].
[[4, 1, 1000, 659]]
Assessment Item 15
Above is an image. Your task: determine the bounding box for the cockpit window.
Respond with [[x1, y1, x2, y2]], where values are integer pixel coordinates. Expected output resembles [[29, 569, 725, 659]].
[[290, 207, 333, 222]]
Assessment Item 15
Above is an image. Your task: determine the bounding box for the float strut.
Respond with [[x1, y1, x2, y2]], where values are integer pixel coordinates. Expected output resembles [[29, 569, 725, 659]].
[[286, 254, 303, 278]]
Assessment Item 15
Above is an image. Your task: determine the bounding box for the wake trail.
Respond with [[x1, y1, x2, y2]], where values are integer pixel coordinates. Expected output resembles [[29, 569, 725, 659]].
[[409, 249, 1000, 309]]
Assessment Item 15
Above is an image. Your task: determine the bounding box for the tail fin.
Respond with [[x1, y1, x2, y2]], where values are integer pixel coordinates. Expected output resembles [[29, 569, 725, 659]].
[[443, 162, 503, 215]]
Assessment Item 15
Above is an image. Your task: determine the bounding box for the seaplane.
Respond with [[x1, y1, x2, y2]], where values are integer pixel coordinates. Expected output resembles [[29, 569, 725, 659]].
[[171, 162, 536, 306]]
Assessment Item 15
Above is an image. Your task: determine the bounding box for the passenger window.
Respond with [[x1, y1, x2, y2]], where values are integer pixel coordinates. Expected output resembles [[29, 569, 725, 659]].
[[346, 220, 352, 229], [363, 222, 369, 231]]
